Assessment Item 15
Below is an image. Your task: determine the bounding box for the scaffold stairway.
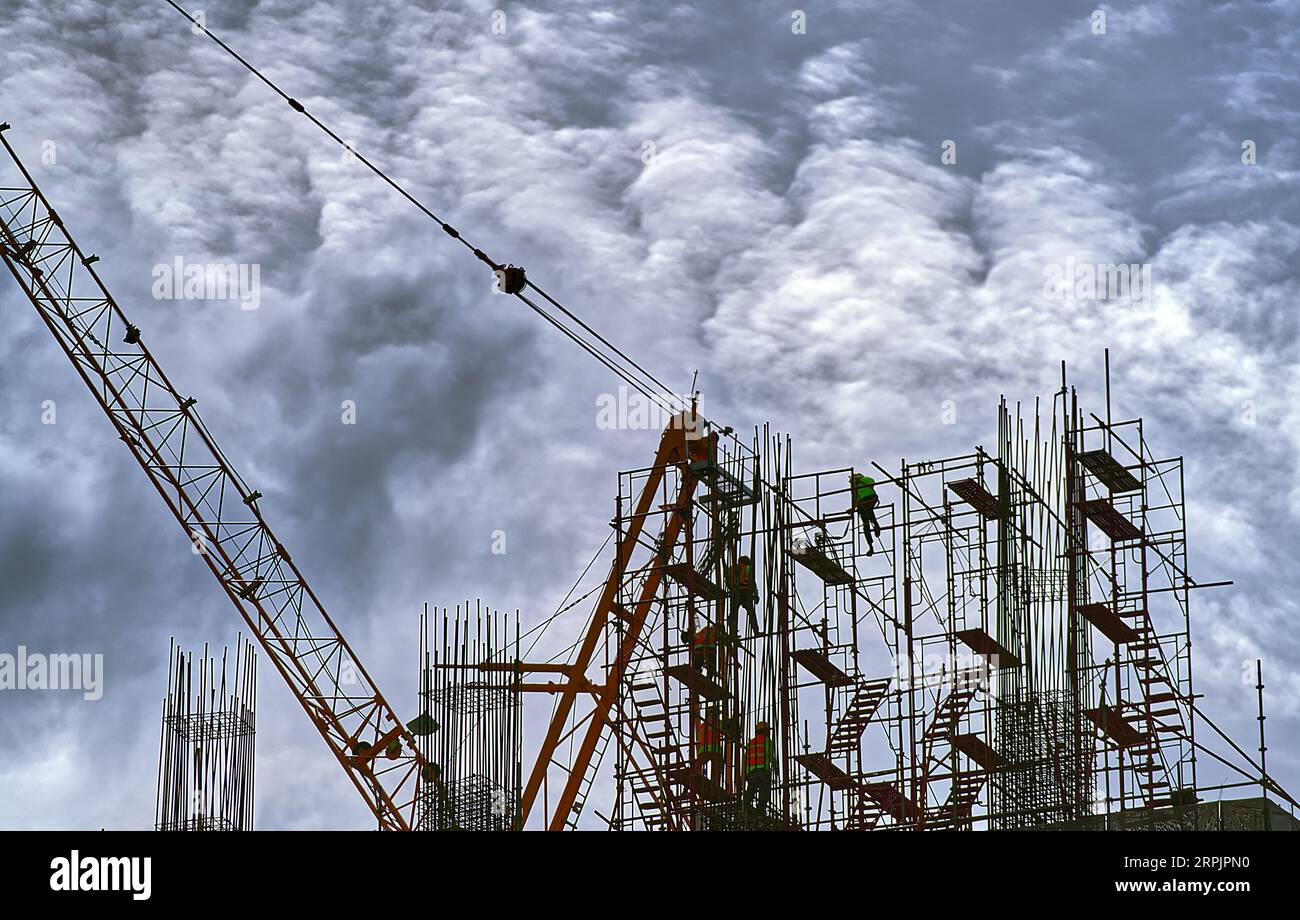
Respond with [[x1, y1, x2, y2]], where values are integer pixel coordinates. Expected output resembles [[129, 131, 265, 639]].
[[847, 790, 888, 830], [1117, 610, 1184, 808], [622, 761, 682, 830], [922, 675, 980, 753], [828, 677, 892, 755], [924, 772, 986, 829], [616, 673, 692, 829]]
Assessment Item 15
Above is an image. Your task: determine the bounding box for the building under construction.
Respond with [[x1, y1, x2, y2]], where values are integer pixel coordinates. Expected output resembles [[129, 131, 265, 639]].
[[0, 15, 1292, 831], [430, 366, 1295, 832]]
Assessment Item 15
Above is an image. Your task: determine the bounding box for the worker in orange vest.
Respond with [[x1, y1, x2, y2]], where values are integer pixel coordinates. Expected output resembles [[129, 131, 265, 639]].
[[687, 429, 719, 467], [728, 554, 760, 635], [691, 622, 720, 676], [693, 705, 723, 779], [742, 721, 776, 812]]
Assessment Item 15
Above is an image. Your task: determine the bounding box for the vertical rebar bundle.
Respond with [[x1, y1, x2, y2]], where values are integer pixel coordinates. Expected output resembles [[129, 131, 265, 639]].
[[155, 637, 257, 831], [416, 602, 522, 831]]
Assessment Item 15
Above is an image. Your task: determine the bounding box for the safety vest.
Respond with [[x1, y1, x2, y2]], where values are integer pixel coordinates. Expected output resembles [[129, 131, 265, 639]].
[[688, 432, 718, 465], [746, 733, 775, 771], [731, 561, 753, 590], [696, 718, 721, 752], [693, 625, 718, 648], [853, 475, 877, 504]]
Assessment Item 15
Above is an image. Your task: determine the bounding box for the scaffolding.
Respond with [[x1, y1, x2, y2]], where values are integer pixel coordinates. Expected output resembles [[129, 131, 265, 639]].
[[607, 423, 794, 831], [155, 637, 257, 832], [577, 364, 1282, 830]]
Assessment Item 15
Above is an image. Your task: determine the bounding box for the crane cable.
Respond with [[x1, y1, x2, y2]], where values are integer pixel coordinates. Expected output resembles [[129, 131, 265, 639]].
[[160, 0, 688, 418], [155, 1, 849, 647]]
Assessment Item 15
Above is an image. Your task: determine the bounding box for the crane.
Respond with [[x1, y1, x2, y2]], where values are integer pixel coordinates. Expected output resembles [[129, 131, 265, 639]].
[[0, 127, 430, 830], [1, 5, 730, 832], [0, 125, 715, 829]]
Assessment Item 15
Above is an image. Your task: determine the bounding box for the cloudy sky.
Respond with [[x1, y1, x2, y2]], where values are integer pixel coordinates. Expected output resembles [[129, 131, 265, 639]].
[[1, 0, 1297, 829]]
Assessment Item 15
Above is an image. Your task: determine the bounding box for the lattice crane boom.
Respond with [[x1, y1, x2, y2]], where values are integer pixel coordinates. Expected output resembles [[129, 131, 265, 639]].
[[0, 130, 427, 830]]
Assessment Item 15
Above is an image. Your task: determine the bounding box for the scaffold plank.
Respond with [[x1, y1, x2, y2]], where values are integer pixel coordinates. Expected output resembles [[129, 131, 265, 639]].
[[954, 628, 1021, 668], [791, 648, 855, 687], [947, 478, 999, 521], [952, 733, 1006, 770], [688, 459, 757, 508], [794, 753, 857, 791], [790, 545, 854, 585], [863, 781, 920, 822], [661, 563, 723, 601], [664, 664, 727, 701], [1084, 705, 1151, 749], [666, 765, 731, 802], [1076, 602, 1141, 644], [1079, 448, 1143, 493], [1079, 499, 1144, 542]]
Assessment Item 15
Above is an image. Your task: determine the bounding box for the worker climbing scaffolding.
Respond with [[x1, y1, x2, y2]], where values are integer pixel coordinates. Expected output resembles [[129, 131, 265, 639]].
[[728, 554, 760, 635], [742, 721, 776, 813], [851, 472, 883, 555], [691, 622, 722, 676], [693, 705, 724, 780]]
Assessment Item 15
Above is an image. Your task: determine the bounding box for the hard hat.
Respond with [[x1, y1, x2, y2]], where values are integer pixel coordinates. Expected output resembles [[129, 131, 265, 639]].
[[755, 720, 770, 732]]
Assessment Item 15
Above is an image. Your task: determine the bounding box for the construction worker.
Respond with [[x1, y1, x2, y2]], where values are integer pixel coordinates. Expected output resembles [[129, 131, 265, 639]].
[[687, 427, 719, 468], [850, 472, 883, 555], [691, 622, 720, 676], [742, 721, 776, 813], [693, 705, 724, 779], [728, 554, 760, 634]]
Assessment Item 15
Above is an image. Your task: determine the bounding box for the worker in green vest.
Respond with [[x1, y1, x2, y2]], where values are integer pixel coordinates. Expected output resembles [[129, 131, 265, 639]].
[[742, 721, 776, 812], [728, 554, 759, 635], [851, 472, 883, 555]]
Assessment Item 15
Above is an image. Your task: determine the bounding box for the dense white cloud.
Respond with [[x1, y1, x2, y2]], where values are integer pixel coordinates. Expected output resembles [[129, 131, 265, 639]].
[[1, 0, 1297, 828]]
